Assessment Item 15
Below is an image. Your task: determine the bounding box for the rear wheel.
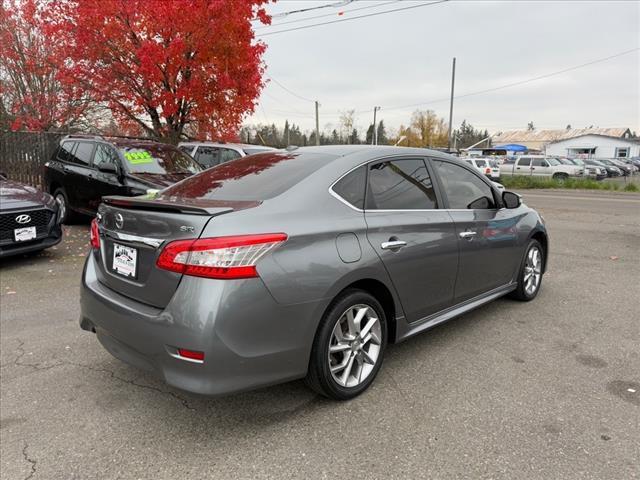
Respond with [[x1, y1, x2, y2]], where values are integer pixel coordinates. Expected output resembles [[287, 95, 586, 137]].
[[305, 289, 387, 400], [53, 188, 78, 224], [510, 239, 544, 301]]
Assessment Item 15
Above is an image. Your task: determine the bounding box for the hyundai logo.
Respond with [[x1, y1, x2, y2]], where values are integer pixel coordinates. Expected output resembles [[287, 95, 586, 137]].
[[114, 213, 124, 229], [15, 214, 31, 224]]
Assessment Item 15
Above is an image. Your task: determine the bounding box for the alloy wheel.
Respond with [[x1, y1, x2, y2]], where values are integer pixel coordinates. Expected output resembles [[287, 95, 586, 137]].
[[55, 193, 66, 222], [524, 246, 542, 295], [328, 304, 382, 388]]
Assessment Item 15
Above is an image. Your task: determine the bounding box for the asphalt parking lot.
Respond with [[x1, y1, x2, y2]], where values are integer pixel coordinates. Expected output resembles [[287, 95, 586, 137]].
[[1, 189, 639, 480]]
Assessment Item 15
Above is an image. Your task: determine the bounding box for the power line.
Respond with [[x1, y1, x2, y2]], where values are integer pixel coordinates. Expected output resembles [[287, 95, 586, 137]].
[[265, 75, 316, 103], [255, 0, 400, 31], [252, 1, 355, 22], [257, 0, 449, 37], [361, 48, 640, 114]]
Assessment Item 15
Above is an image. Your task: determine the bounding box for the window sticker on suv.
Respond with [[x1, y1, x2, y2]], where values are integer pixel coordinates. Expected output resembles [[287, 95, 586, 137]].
[[124, 150, 154, 164]]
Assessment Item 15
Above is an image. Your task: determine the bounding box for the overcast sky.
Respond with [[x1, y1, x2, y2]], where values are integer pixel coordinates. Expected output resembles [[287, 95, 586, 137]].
[[245, 0, 640, 136]]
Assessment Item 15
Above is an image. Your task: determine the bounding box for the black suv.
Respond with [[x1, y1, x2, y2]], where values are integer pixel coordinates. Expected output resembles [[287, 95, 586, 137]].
[[44, 135, 202, 223]]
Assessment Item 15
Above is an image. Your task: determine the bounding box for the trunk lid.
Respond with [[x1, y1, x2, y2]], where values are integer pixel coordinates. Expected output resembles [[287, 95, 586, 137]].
[[94, 197, 259, 308]]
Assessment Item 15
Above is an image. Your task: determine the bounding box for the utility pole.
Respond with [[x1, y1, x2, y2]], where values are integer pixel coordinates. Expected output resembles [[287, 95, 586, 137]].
[[372, 106, 381, 145], [447, 57, 456, 152], [315, 101, 320, 146]]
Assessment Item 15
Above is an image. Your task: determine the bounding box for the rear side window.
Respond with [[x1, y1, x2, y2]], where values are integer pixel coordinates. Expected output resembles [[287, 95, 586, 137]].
[[159, 151, 334, 201], [195, 147, 220, 168], [367, 159, 438, 210], [332, 166, 366, 209], [518, 157, 532, 166], [69, 142, 94, 166], [433, 161, 496, 210], [57, 142, 76, 162], [219, 148, 242, 163], [178, 146, 194, 156]]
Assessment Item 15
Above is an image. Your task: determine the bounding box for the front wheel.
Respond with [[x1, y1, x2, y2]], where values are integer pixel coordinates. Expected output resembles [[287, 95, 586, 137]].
[[553, 172, 569, 181], [510, 239, 544, 301], [305, 290, 387, 400]]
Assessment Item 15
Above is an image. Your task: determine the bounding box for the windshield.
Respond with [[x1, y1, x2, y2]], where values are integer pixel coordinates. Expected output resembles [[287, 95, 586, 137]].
[[475, 159, 487, 167], [571, 159, 585, 166], [547, 158, 560, 166], [119, 145, 202, 174]]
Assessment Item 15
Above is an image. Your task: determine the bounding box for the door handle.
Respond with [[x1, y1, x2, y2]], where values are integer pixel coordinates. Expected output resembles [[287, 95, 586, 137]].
[[381, 240, 407, 250], [459, 231, 477, 240]]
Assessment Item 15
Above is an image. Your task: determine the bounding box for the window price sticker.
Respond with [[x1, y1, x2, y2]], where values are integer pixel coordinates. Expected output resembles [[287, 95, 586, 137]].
[[124, 150, 154, 164]]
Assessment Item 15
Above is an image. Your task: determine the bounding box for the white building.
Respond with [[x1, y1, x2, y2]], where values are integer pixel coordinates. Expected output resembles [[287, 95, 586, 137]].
[[545, 134, 640, 159]]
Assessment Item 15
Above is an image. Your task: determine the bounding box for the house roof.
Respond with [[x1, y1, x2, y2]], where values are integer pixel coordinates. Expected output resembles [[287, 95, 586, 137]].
[[492, 127, 631, 144]]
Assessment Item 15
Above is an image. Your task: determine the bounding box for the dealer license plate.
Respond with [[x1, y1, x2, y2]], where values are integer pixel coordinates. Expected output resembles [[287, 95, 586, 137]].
[[14, 226, 36, 242], [113, 243, 137, 278]]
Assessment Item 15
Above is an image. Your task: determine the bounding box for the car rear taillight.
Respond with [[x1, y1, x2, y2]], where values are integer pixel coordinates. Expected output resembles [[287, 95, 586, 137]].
[[156, 233, 288, 279], [485, 167, 491, 174], [90, 218, 100, 249]]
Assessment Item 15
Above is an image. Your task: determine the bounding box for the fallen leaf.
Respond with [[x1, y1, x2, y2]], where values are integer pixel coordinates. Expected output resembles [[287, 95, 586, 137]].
[[609, 256, 619, 260]]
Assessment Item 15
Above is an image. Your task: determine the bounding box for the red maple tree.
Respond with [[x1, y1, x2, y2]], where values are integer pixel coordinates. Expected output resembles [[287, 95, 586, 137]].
[[0, 0, 94, 131], [44, 0, 271, 142]]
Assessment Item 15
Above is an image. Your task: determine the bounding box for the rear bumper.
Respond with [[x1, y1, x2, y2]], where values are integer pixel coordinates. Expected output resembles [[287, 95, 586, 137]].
[[80, 253, 324, 396]]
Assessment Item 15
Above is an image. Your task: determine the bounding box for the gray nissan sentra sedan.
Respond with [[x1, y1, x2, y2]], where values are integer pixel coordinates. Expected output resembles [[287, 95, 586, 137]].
[[80, 146, 548, 400]]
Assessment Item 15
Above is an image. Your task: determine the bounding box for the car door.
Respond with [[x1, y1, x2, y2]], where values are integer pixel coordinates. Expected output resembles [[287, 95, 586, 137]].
[[364, 158, 458, 322], [61, 141, 95, 212], [88, 143, 128, 211], [431, 159, 521, 302], [531, 158, 551, 177], [515, 157, 532, 175]]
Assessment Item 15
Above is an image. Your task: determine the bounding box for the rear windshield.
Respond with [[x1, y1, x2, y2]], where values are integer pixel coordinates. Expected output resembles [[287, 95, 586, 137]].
[[118, 145, 202, 174], [159, 151, 333, 201]]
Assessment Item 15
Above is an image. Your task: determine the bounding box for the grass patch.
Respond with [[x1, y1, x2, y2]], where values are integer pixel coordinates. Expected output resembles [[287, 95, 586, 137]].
[[499, 176, 640, 191]]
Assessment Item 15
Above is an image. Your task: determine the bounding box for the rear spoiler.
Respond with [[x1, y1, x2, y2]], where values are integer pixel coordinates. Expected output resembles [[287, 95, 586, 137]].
[[102, 196, 234, 216]]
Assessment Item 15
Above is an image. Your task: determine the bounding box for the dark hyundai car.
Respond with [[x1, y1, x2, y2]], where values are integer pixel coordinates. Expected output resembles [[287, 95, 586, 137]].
[[44, 135, 202, 223], [80, 146, 548, 400], [0, 173, 62, 257]]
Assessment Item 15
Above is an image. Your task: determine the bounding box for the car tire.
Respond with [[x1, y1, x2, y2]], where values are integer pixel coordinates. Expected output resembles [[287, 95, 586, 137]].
[[305, 289, 387, 400], [53, 188, 78, 224], [553, 173, 568, 181], [510, 239, 544, 301]]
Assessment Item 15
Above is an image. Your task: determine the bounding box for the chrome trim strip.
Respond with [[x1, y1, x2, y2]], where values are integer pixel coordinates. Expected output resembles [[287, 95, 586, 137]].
[[104, 230, 164, 248], [167, 351, 204, 364]]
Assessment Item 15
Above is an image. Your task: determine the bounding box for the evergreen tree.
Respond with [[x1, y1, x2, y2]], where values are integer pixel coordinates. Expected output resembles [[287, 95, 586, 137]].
[[365, 123, 374, 144], [376, 120, 388, 145]]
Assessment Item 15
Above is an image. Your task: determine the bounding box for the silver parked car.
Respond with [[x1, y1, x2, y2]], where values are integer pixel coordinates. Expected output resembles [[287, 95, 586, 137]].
[[178, 142, 277, 169], [80, 146, 548, 400]]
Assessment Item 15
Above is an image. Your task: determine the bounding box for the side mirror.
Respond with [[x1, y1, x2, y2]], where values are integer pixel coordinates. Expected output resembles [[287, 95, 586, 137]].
[[98, 163, 118, 174], [502, 191, 521, 209]]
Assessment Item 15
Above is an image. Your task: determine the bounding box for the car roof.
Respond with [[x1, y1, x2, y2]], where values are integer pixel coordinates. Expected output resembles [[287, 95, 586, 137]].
[[178, 141, 276, 150]]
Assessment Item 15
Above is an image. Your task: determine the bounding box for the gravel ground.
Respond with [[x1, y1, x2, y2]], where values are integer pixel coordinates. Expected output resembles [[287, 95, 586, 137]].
[[1, 190, 639, 480]]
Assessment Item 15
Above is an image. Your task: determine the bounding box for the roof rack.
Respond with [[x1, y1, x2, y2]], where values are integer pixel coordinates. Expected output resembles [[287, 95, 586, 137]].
[[63, 133, 159, 142], [102, 134, 158, 142], [64, 134, 105, 140]]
